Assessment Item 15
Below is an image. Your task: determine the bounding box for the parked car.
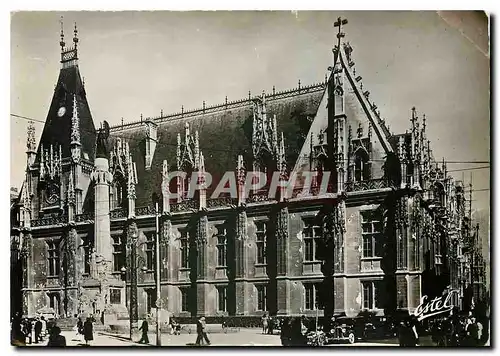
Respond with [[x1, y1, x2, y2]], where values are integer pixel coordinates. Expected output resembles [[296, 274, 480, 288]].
[[325, 317, 357, 344]]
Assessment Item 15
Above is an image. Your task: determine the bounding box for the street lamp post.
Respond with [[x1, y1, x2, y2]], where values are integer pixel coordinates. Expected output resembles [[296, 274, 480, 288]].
[[130, 229, 139, 341], [122, 258, 147, 341], [153, 194, 162, 346]]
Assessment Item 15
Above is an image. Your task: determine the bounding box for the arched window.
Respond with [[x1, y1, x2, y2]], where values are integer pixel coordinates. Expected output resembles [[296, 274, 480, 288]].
[[354, 149, 370, 182], [433, 182, 445, 206], [110, 175, 127, 210]]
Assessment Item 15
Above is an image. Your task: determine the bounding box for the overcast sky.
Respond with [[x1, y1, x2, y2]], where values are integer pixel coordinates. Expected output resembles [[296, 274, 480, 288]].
[[10, 10, 490, 211]]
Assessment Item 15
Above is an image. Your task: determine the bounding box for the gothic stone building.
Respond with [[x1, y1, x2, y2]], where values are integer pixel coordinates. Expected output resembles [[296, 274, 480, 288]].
[[11, 24, 471, 323]]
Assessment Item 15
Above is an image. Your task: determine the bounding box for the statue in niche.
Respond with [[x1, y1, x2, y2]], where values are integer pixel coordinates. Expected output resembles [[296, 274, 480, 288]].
[[96, 120, 111, 159]]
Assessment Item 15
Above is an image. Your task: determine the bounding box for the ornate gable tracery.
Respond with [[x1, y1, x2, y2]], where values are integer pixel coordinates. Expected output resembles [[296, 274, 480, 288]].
[[251, 91, 287, 176], [39, 143, 63, 209], [176, 123, 205, 202], [109, 138, 135, 211]]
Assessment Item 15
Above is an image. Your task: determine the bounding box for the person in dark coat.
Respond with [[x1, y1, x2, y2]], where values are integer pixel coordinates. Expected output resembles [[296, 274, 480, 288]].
[[268, 315, 274, 335], [138, 319, 149, 344], [465, 317, 479, 346], [280, 317, 291, 346], [195, 317, 211, 346], [23, 318, 33, 344], [34, 318, 42, 343], [47, 326, 66, 347], [83, 317, 93, 345], [11, 314, 25, 345]]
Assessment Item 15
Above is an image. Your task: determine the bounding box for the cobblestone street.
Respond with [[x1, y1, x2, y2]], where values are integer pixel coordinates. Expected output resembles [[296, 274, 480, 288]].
[[24, 328, 401, 347]]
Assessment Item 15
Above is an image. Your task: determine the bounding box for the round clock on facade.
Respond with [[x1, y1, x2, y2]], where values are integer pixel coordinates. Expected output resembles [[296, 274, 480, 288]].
[[57, 106, 66, 117]]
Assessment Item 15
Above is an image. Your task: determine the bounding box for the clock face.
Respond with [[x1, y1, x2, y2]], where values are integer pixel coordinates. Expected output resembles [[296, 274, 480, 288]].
[[57, 107, 66, 117]]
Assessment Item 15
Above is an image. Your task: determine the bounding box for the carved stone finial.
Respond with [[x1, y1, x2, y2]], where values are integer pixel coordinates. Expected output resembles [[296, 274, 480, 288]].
[[357, 123, 363, 138], [73, 22, 79, 46], [59, 16, 65, 49], [26, 121, 36, 152], [71, 94, 80, 144]]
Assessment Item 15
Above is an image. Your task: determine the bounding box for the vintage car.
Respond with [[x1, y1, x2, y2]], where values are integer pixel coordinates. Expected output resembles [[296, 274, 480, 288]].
[[325, 317, 357, 344]]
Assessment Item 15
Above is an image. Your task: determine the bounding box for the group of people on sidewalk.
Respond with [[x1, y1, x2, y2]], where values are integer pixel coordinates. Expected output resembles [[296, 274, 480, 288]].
[[399, 310, 487, 347], [73, 315, 95, 346], [11, 314, 48, 345]]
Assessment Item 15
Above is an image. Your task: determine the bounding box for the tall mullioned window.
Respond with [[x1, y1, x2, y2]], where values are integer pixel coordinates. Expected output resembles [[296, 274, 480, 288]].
[[362, 280, 383, 310], [354, 149, 371, 182], [361, 210, 383, 258], [217, 286, 227, 312], [256, 285, 267, 311], [216, 227, 227, 267], [255, 221, 267, 264], [180, 288, 189, 312], [112, 235, 124, 272], [303, 218, 321, 261], [304, 283, 320, 310], [47, 240, 60, 277], [145, 233, 155, 271], [84, 242, 91, 275], [180, 230, 189, 268]]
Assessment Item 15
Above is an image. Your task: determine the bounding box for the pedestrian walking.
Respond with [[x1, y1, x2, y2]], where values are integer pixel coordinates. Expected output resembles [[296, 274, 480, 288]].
[[40, 316, 47, 341], [83, 316, 94, 346], [23, 318, 33, 344], [268, 315, 274, 335], [477, 319, 483, 344], [34, 317, 42, 343], [195, 316, 210, 346], [138, 319, 149, 344], [47, 326, 66, 347], [261, 312, 269, 334], [74, 317, 84, 341]]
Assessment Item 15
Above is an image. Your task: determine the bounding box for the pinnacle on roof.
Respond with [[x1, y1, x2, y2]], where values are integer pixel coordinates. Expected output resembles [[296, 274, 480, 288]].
[[59, 16, 79, 68]]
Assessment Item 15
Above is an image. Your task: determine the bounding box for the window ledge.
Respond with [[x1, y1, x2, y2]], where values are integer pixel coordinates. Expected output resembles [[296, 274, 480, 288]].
[[47, 275, 59, 279], [179, 267, 190, 271], [361, 257, 383, 261], [255, 263, 268, 267], [216, 265, 227, 269], [303, 260, 322, 264]]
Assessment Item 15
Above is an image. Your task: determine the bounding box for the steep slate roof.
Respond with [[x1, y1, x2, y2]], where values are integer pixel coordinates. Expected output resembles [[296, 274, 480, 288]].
[[110, 84, 326, 207], [292, 43, 395, 181], [36, 64, 96, 163]]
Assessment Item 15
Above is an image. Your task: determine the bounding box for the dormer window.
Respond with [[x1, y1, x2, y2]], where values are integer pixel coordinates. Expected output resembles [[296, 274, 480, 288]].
[[110, 178, 127, 210], [354, 149, 370, 182]]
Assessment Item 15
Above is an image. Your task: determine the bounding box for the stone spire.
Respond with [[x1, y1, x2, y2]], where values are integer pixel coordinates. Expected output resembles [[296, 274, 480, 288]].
[[26, 121, 36, 167], [198, 152, 207, 210], [161, 160, 170, 214], [237, 155, 246, 206], [70, 94, 81, 163], [60, 18, 79, 68]]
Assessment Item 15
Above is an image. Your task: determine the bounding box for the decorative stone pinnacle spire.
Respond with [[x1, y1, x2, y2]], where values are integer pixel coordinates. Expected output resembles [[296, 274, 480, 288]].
[[161, 159, 170, 193], [71, 94, 80, 144], [59, 16, 65, 49], [26, 121, 36, 152], [73, 22, 79, 46]]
